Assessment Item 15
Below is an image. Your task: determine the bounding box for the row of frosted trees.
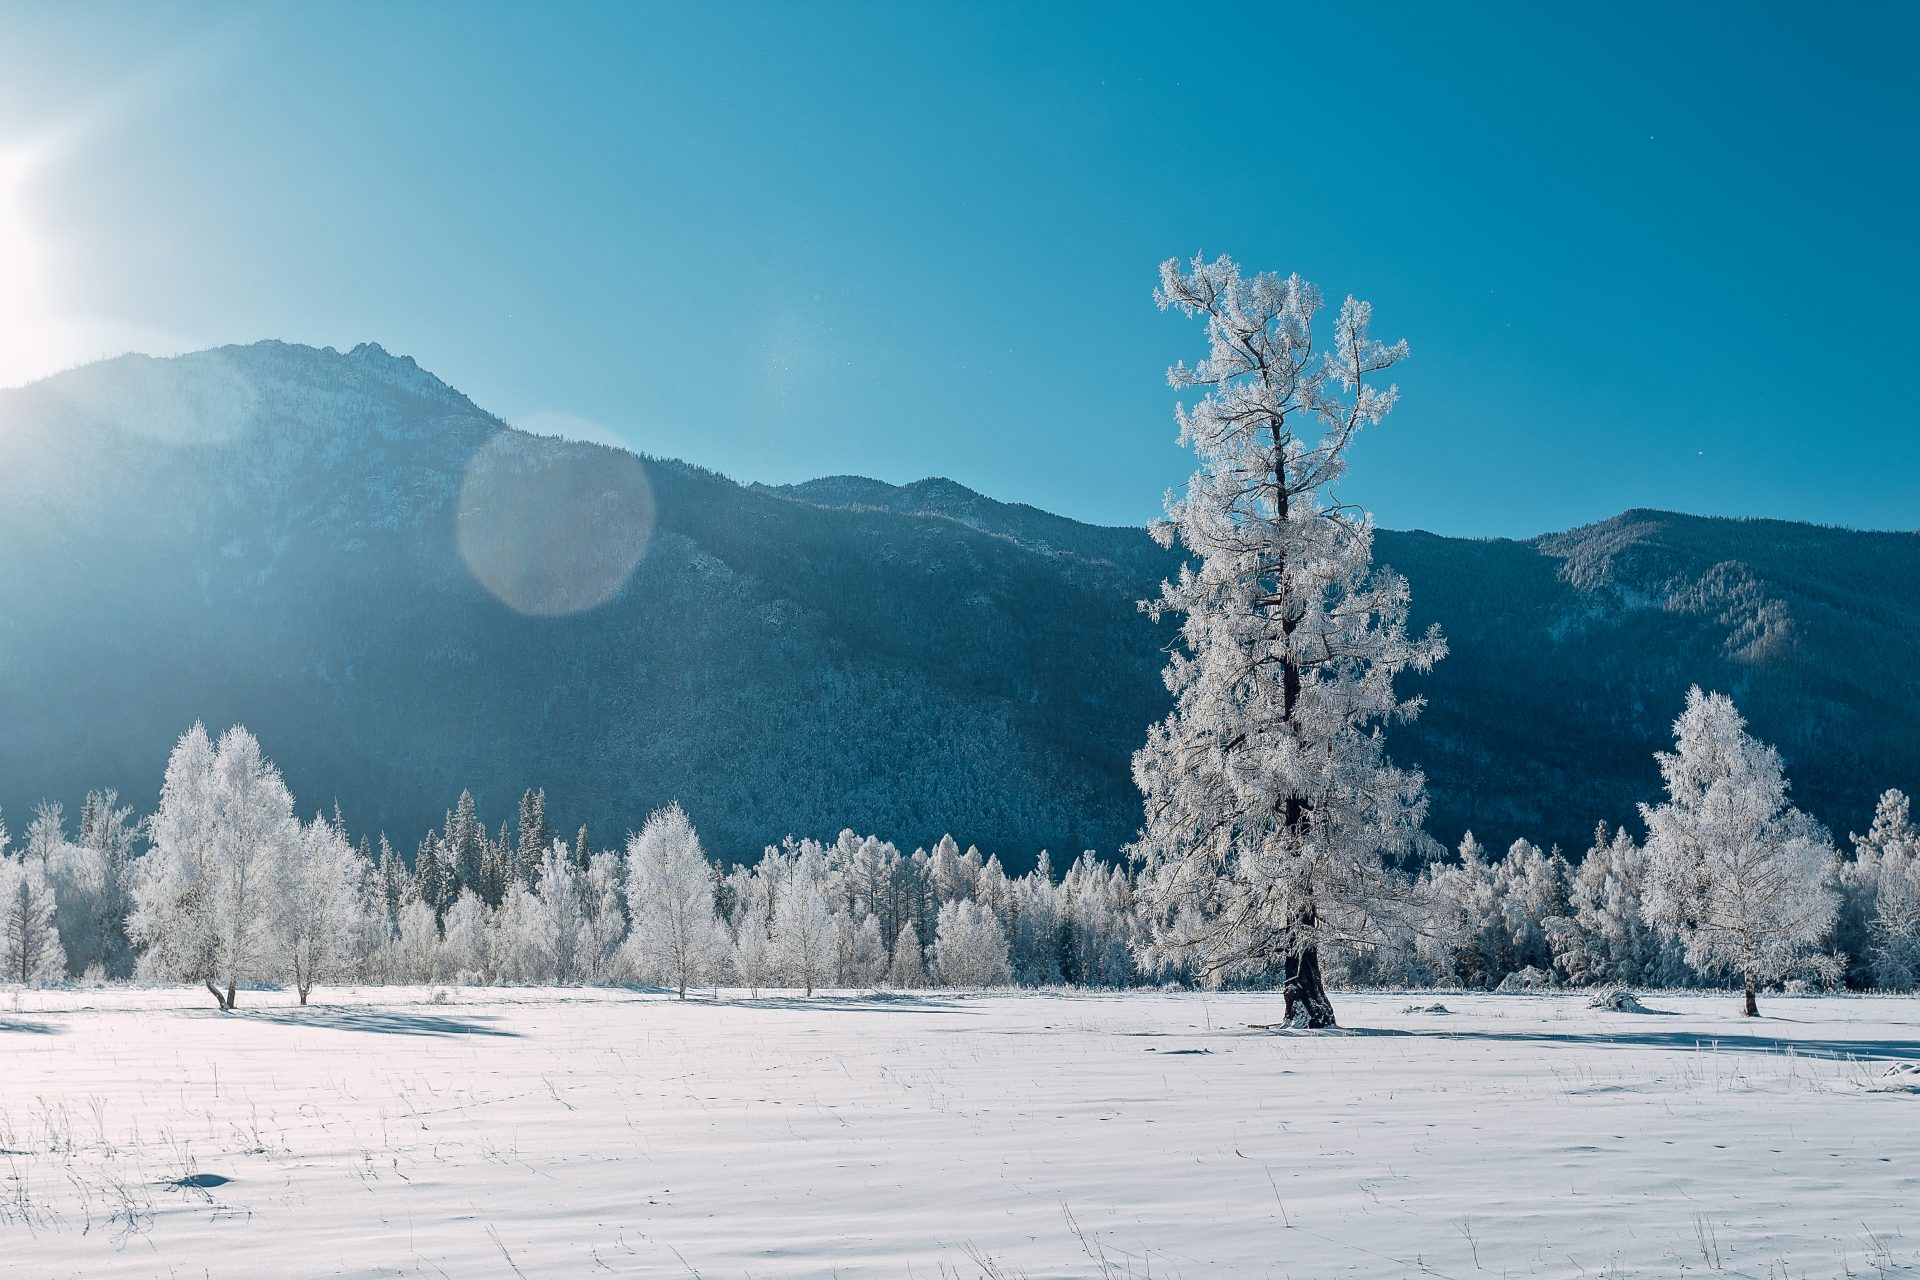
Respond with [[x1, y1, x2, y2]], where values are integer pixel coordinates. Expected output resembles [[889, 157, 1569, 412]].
[[1334, 691, 1920, 1014], [4, 706, 1917, 1008], [0, 722, 1139, 1005]]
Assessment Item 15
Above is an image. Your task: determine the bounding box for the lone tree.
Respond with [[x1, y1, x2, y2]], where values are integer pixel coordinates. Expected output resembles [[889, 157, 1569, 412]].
[[1132, 255, 1444, 1027], [1640, 687, 1839, 1016], [129, 723, 301, 1010]]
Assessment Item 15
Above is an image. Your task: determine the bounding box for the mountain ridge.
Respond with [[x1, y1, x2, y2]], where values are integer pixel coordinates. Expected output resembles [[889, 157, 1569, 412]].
[[2, 341, 1914, 864]]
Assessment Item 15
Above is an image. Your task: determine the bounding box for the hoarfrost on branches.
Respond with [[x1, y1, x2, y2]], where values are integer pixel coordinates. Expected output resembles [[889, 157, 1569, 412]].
[[623, 803, 729, 997], [1130, 254, 1444, 1027], [128, 724, 301, 1010], [1640, 687, 1839, 1016], [932, 899, 1012, 988]]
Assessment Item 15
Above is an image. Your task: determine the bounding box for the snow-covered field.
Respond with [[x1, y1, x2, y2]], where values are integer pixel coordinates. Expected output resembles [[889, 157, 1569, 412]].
[[3, 987, 1915, 1279]]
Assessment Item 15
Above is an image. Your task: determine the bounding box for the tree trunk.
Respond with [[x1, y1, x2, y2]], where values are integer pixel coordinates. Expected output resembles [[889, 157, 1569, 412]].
[[1742, 975, 1758, 1018], [1283, 946, 1338, 1028], [226, 981, 238, 1010], [205, 978, 230, 1012]]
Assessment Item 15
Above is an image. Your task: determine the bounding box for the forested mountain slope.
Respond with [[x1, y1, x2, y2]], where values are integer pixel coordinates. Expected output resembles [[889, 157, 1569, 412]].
[[1, 342, 1913, 862]]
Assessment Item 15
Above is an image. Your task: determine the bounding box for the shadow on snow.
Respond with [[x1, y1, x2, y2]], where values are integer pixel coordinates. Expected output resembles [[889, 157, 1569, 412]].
[[0, 1017, 59, 1035], [245, 1007, 521, 1037], [1261, 1024, 1920, 1063], [701, 992, 975, 1016]]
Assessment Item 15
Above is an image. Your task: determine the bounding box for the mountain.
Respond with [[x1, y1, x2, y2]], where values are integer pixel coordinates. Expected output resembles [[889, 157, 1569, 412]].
[[1, 342, 1915, 865]]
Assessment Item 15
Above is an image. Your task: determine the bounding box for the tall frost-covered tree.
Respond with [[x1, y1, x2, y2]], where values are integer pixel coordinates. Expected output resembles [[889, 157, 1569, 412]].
[[623, 803, 727, 997], [130, 724, 301, 1010], [1641, 688, 1839, 1016], [1132, 255, 1444, 1027]]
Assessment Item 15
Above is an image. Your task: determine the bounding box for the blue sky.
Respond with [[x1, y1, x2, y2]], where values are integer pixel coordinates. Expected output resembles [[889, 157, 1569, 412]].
[[2, 2, 1914, 537]]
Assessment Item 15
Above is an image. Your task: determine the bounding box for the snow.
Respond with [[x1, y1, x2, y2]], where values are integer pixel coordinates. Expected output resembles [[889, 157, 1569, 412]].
[[3, 987, 1915, 1278]]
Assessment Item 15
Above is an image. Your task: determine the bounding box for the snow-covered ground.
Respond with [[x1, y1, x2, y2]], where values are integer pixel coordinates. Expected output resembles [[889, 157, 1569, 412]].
[[3, 986, 1915, 1278]]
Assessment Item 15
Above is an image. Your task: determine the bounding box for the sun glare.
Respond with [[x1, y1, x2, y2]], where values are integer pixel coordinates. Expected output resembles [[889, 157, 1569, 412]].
[[0, 145, 54, 388]]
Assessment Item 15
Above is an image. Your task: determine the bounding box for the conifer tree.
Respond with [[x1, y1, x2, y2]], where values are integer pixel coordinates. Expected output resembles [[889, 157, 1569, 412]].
[[516, 788, 552, 885], [78, 789, 141, 978], [445, 790, 486, 899], [1, 838, 65, 985], [415, 831, 454, 921]]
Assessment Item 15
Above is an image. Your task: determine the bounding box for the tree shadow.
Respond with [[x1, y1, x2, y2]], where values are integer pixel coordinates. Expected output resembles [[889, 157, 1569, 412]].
[[1285, 1024, 1920, 1062], [0, 1017, 59, 1035], [702, 992, 974, 1015], [248, 1007, 520, 1037]]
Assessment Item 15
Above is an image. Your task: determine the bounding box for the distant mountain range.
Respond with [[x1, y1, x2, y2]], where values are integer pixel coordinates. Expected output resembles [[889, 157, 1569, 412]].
[[2, 341, 1914, 864]]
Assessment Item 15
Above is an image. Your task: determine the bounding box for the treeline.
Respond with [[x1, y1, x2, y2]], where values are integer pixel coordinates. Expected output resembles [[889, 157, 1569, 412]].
[[1343, 807, 1917, 994], [3, 720, 1917, 1004]]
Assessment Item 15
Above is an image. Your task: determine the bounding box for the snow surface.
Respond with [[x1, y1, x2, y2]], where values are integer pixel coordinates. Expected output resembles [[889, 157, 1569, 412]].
[[3, 987, 1915, 1278]]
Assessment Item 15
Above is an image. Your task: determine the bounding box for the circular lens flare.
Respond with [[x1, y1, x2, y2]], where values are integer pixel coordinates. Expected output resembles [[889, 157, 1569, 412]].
[[457, 430, 656, 617]]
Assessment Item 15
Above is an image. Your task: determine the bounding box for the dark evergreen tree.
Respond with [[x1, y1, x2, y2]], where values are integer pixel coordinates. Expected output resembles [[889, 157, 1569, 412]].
[[516, 788, 552, 885], [445, 790, 486, 898], [415, 830, 454, 921]]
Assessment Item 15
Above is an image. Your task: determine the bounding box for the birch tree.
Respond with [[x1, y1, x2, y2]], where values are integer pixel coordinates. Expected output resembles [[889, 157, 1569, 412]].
[[623, 803, 727, 997], [773, 857, 837, 997], [1640, 687, 1839, 1016], [277, 812, 371, 1003], [131, 724, 301, 1010], [1131, 255, 1444, 1026]]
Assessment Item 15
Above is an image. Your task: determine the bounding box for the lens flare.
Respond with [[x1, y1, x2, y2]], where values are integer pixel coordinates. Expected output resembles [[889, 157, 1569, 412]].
[[457, 430, 656, 617]]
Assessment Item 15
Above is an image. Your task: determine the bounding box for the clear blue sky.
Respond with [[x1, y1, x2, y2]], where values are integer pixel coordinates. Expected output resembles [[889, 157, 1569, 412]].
[[2, 1, 1914, 537]]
